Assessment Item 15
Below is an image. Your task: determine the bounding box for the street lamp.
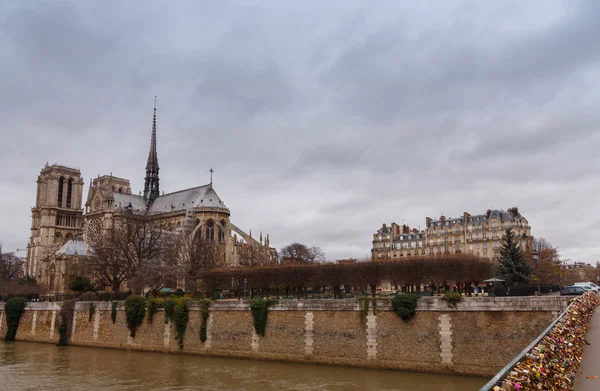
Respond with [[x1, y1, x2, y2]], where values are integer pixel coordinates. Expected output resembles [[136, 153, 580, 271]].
[[243, 278, 247, 300], [533, 250, 540, 295]]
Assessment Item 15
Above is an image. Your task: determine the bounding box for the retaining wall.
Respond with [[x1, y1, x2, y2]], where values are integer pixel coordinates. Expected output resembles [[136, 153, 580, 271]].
[[0, 296, 569, 376]]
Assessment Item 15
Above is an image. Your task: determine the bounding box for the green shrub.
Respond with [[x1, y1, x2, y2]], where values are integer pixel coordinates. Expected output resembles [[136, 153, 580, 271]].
[[147, 298, 163, 324], [391, 294, 419, 322], [4, 297, 28, 341], [441, 292, 463, 308], [88, 303, 96, 322], [249, 299, 277, 337], [199, 299, 211, 342], [111, 301, 118, 324], [70, 276, 95, 292], [124, 295, 147, 338]]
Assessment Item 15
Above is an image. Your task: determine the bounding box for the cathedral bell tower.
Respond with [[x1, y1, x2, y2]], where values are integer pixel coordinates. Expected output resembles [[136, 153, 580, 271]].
[[143, 97, 160, 206], [25, 164, 84, 279]]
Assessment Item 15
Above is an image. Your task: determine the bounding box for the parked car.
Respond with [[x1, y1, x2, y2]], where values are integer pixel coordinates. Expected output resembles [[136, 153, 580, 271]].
[[560, 286, 586, 296], [573, 282, 599, 291]]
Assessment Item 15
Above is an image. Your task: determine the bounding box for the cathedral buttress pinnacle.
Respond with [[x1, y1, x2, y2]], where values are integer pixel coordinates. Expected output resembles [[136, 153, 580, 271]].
[[144, 96, 160, 206]]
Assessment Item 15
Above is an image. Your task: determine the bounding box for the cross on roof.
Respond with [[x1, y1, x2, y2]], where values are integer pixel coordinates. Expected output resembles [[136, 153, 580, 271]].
[[210, 168, 214, 185]]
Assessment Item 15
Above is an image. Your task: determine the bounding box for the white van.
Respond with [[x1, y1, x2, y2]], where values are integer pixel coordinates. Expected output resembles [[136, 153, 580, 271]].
[[572, 282, 599, 292]]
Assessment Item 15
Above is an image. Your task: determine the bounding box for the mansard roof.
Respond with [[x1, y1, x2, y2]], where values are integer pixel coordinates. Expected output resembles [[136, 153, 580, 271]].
[[148, 184, 229, 213], [56, 239, 89, 256]]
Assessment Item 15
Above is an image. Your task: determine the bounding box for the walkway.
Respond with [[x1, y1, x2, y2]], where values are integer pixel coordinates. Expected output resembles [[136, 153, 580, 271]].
[[576, 305, 600, 390]]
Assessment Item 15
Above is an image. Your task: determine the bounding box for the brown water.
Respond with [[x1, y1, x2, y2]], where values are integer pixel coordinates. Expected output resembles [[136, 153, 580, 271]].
[[0, 341, 486, 391]]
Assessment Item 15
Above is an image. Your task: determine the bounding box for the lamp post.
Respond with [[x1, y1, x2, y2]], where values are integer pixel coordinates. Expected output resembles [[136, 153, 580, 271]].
[[533, 250, 540, 295], [243, 278, 247, 300]]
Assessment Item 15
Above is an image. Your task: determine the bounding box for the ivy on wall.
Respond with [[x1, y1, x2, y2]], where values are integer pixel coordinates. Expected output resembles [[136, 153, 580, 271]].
[[356, 297, 377, 323], [441, 292, 462, 308], [147, 298, 163, 324], [111, 302, 117, 324], [57, 299, 77, 346], [88, 303, 96, 322], [391, 294, 419, 322], [249, 299, 278, 337], [199, 299, 211, 342], [4, 297, 27, 341], [124, 296, 147, 338]]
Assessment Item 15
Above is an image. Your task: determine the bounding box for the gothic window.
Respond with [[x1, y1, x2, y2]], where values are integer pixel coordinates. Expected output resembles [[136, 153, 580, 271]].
[[66, 215, 71, 227], [206, 220, 215, 242], [57, 177, 64, 206], [66, 233, 72, 242], [218, 228, 225, 242], [54, 232, 63, 244], [66, 179, 73, 208]]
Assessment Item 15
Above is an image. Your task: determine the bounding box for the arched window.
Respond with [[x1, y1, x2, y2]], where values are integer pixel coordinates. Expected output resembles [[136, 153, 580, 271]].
[[57, 177, 64, 206], [118, 187, 122, 193], [206, 220, 215, 242], [65, 233, 72, 242], [66, 215, 71, 227], [54, 232, 63, 244], [66, 179, 73, 208], [218, 228, 225, 242]]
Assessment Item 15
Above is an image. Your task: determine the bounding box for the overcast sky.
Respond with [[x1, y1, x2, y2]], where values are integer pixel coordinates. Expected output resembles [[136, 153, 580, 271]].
[[1, 0, 599, 263]]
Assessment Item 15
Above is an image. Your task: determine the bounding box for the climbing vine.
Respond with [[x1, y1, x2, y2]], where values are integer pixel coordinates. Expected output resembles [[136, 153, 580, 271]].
[[391, 294, 419, 322], [3, 297, 28, 341], [147, 298, 163, 324], [356, 297, 377, 323], [124, 295, 147, 338], [57, 299, 77, 346], [111, 301, 117, 324], [88, 303, 96, 322], [441, 292, 462, 308], [249, 299, 278, 337], [163, 298, 177, 324], [199, 299, 211, 342]]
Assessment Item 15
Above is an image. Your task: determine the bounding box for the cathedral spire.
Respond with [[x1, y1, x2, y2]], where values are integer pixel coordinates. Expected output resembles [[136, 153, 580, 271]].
[[144, 96, 160, 206]]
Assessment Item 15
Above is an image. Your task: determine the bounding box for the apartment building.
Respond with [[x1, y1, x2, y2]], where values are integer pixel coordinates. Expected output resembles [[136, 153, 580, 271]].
[[372, 207, 533, 260]]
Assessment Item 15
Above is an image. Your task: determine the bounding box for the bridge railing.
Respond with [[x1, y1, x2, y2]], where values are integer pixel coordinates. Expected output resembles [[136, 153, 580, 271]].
[[477, 294, 584, 391]]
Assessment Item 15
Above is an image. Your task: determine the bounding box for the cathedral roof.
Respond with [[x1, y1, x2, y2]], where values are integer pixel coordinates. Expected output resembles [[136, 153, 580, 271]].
[[149, 184, 228, 213], [56, 239, 89, 256], [113, 192, 147, 212]]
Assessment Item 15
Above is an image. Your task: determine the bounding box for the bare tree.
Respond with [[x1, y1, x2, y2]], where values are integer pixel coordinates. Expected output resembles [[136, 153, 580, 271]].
[[179, 232, 226, 295], [280, 242, 326, 265], [237, 243, 269, 267], [0, 251, 22, 282], [526, 237, 561, 285], [90, 211, 174, 292]]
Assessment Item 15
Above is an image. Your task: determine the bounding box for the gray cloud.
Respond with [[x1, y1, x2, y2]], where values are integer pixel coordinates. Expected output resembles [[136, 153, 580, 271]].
[[1, 0, 599, 265]]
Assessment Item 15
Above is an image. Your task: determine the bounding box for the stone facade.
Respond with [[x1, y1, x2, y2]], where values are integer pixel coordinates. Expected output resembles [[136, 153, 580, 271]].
[[373, 207, 533, 260], [24, 106, 276, 293], [0, 296, 568, 377]]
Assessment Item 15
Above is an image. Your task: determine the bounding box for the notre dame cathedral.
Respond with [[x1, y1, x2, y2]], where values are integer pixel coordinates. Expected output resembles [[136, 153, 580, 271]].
[[25, 103, 275, 293]]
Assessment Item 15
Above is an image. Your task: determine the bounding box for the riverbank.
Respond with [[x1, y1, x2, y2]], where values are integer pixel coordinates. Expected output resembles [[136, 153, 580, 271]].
[[0, 296, 569, 377]]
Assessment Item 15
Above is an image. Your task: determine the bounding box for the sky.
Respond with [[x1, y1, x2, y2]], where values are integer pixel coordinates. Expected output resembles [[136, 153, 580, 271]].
[[1, 0, 599, 263]]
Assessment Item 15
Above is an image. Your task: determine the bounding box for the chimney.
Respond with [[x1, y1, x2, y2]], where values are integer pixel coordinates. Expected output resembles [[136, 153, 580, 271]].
[[382, 223, 387, 231], [412, 228, 418, 233], [426, 217, 432, 226], [440, 215, 446, 222], [508, 207, 519, 217], [486, 209, 492, 218]]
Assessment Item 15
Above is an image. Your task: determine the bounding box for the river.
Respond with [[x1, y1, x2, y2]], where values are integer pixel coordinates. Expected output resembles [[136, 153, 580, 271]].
[[0, 341, 486, 390]]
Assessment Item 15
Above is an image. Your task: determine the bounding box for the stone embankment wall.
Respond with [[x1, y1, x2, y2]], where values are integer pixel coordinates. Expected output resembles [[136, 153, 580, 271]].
[[0, 296, 569, 377]]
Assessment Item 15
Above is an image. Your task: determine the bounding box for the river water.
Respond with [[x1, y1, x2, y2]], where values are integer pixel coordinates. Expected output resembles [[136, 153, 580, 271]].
[[0, 341, 486, 390]]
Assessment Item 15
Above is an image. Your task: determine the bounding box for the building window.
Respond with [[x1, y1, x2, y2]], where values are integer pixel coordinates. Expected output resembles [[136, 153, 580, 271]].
[[57, 176, 64, 207], [66, 179, 73, 208], [444, 246, 449, 253], [66, 215, 71, 227], [482, 233, 486, 239], [444, 238, 448, 244], [421, 249, 425, 255], [456, 245, 461, 252], [206, 220, 215, 242], [429, 248, 434, 255]]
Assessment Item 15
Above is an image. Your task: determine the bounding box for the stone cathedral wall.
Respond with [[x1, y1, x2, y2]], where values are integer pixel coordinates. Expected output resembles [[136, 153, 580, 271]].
[[0, 296, 569, 377]]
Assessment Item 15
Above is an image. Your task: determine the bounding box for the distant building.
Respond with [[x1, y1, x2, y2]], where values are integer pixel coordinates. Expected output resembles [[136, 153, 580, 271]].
[[372, 207, 533, 260], [336, 258, 358, 265]]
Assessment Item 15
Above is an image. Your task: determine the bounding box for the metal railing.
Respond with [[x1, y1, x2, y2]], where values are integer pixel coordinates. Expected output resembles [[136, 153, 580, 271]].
[[477, 297, 578, 391]]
